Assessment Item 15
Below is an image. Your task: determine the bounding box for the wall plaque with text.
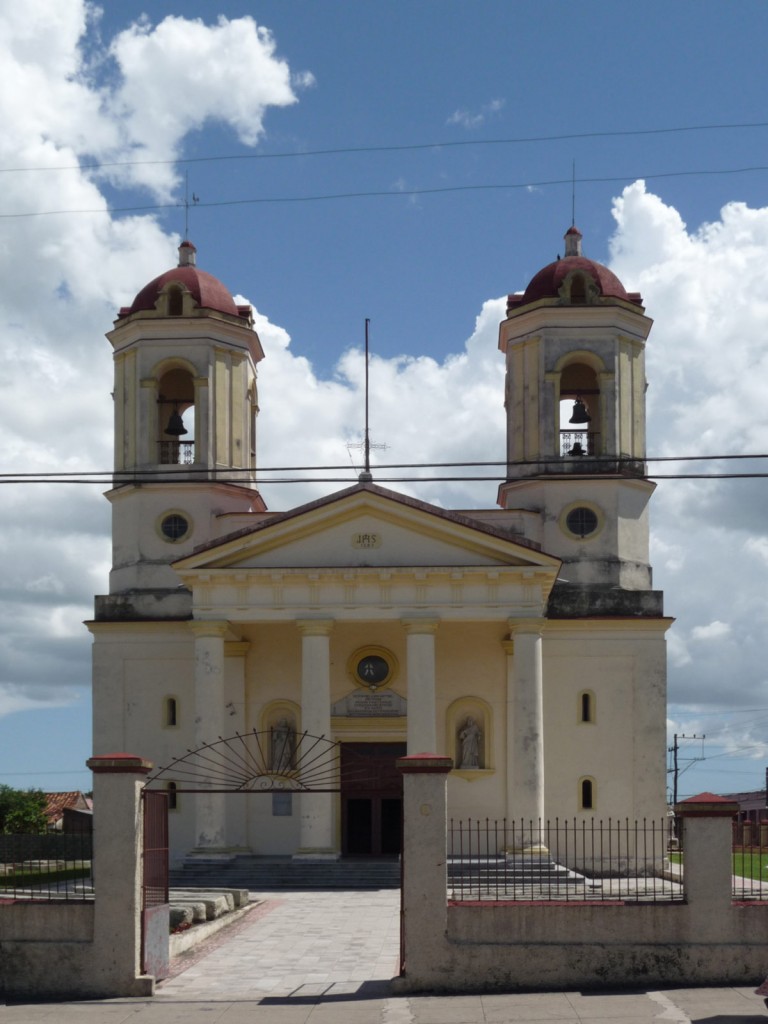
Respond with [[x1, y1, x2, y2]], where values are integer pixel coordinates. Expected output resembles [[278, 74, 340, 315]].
[[332, 690, 407, 717]]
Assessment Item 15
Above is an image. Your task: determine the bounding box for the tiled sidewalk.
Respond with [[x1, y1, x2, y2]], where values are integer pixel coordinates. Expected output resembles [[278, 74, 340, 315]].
[[156, 889, 401, 1002]]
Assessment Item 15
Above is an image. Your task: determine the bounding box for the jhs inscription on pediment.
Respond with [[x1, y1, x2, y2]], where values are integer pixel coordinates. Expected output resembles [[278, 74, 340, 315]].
[[352, 532, 381, 549]]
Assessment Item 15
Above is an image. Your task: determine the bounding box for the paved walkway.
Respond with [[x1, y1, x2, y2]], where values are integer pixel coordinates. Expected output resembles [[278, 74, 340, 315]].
[[2, 890, 767, 1022]]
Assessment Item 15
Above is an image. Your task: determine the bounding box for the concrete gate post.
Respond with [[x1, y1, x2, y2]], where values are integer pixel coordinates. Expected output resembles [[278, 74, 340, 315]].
[[86, 753, 155, 997], [675, 792, 739, 914], [396, 753, 453, 988]]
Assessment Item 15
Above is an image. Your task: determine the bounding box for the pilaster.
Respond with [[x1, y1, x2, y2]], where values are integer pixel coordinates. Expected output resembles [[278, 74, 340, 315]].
[[189, 620, 229, 852], [507, 620, 546, 850]]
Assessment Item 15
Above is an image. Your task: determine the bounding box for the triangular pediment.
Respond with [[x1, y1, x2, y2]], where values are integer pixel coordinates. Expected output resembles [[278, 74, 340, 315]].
[[175, 483, 559, 574]]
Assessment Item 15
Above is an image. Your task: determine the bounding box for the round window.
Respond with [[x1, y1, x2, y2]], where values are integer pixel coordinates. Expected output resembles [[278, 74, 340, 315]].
[[347, 646, 398, 691], [160, 513, 189, 541], [565, 506, 599, 538], [356, 655, 390, 688]]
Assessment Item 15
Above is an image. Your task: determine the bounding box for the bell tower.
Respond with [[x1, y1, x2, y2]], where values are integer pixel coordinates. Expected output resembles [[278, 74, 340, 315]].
[[101, 241, 266, 615], [497, 227, 657, 596]]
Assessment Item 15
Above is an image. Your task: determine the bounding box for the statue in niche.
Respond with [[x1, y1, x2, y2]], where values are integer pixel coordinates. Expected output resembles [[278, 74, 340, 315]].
[[458, 716, 482, 769], [270, 718, 295, 771]]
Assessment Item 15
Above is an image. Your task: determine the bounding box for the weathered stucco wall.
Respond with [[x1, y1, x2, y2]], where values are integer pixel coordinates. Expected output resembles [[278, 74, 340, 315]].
[[435, 902, 768, 991], [0, 905, 95, 1001]]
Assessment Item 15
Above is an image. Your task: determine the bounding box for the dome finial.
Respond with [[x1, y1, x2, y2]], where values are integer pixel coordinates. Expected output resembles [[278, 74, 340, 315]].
[[564, 225, 582, 258], [178, 240, 197, 268]]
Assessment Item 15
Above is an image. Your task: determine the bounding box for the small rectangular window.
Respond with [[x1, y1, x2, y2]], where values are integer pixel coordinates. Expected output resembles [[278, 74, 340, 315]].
[[272, 792, 292, 816], [581, 693, 591, 722], [580, 779, 594, 810]]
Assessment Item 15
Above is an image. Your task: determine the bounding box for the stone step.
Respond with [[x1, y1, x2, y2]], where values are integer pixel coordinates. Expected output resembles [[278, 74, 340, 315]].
[[169, 856, 401, 890], [447, 857, 587, 888]]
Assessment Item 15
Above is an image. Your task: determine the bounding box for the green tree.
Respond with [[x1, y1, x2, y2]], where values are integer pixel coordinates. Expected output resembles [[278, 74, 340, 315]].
[[0, 785, 48, 834]]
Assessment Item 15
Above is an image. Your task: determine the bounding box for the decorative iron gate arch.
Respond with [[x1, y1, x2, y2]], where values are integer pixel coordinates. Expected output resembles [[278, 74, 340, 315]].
[[144, 729, 381, 794]]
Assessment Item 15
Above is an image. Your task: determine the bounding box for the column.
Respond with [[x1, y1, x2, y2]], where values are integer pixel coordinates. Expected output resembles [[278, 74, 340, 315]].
[[190, 621, 228, 852], [403, 619, 439, 753], [507, 620, 546, 852], [296, 619, 336, 858]]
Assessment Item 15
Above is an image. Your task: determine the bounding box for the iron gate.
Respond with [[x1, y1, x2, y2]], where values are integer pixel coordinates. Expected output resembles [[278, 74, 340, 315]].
[[144, 729, 386, 794], [141, 788, 169, 980]]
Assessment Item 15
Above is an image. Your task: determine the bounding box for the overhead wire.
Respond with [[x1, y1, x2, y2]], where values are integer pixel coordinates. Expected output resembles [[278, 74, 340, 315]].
[[3, 119, 768, 174], [1, 455, 768, 486], [1, 118, 768, 218], [4, 165, 768, 219]]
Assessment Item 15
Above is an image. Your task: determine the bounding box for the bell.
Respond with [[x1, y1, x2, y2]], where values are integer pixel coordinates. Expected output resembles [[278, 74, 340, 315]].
[[569, 441, 585, 457], [164, 408, 188, 437], [569, 398, 591, 424]]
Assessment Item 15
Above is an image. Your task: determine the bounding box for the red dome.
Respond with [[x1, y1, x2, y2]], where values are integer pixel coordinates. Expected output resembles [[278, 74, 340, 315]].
[[127, 265, 240, 317], [120, 242, 244, 319], [508, 227, 642, 311], [522, 255, 632, 304]]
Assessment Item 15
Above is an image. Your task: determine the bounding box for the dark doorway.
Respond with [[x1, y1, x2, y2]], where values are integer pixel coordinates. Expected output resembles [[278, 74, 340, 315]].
[[341, 742, 406, 856]]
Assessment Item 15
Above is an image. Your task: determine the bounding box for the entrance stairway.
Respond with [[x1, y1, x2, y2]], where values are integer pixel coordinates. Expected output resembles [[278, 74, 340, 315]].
[[169, 855, 401, 891], [447, 855, 589, 899]]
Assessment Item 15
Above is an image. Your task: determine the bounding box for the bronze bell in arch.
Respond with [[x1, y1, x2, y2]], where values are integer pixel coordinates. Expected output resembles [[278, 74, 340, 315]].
[[164, 405, 188, 437], [569, 397, 591, 424]]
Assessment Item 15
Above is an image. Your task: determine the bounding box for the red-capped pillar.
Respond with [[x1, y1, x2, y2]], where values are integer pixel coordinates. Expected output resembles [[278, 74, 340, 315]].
[[675, 792, 738, 911], [397, 754, 453, 980], [86, 754, 155, 996]]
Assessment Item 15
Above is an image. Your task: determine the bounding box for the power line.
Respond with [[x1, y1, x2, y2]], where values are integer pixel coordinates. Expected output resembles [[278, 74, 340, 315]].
[[2, 471, 768, 486], [1, 450, 768, 483], [4, 120, 768, 175], [4, 164, 768, 220]]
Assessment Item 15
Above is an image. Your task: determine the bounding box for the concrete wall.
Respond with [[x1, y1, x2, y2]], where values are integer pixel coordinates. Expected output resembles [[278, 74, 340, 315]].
[[397, 758, 768, 994], [0, 756, 157, 1001], [438, 902, 768, 992], [0, 905, 96, 1001]]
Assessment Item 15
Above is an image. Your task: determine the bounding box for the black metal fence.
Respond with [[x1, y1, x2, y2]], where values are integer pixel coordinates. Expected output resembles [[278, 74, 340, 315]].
[[448, 818, 683, 903], [732, 821, 768, 900], [0, 830, 93, 901]]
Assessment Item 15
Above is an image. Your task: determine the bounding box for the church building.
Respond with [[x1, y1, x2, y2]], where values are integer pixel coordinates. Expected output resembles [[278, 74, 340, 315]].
[[88, 229, 671, 865]]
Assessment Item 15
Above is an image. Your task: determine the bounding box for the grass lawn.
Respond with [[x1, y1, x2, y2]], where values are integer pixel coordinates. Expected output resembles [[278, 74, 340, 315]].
[[0, 863, 91, 888], [668, 851, 768, 881], [733, 852, 768, 881]]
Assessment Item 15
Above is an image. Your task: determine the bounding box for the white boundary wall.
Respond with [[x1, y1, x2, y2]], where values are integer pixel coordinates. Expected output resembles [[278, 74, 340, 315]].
[[396, 755, 768, 993], [0, 755, 158, 1001]]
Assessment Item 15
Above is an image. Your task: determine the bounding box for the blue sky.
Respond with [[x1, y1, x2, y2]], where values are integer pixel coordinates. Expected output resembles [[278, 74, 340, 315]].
[[2, 0, 768, 802]]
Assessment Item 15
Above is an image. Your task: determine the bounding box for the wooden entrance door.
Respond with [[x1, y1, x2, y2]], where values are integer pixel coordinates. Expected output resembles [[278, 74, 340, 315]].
[[341, 742, 406, 856]]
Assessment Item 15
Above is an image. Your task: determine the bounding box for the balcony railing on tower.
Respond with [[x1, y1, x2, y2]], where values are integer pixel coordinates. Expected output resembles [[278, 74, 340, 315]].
[[560, 431, 599, 458], [158, 440, 195, 465]]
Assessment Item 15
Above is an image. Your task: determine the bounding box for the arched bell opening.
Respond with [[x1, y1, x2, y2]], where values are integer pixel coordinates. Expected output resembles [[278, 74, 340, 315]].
[[559, 361, 600, 459], [157, 367, 195, 465]]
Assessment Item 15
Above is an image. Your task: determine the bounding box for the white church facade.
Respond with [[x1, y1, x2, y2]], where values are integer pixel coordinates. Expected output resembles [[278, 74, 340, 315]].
[[88, 230, 671, 865]]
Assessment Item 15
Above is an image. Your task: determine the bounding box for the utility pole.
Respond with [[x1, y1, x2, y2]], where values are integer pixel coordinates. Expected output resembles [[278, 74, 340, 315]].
[[668, 733, 706, 805]]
